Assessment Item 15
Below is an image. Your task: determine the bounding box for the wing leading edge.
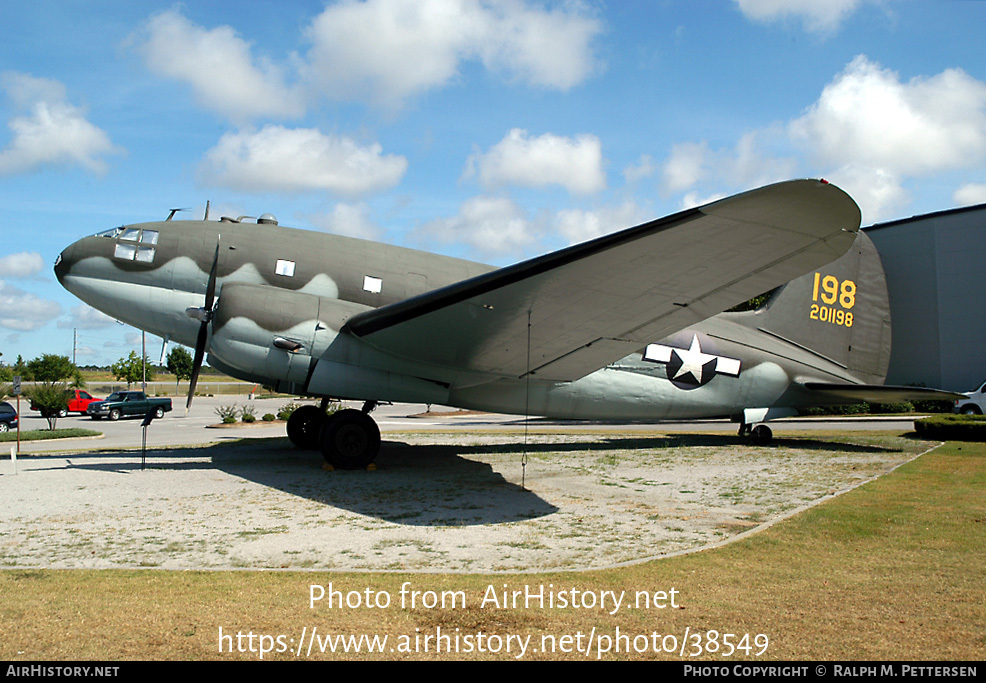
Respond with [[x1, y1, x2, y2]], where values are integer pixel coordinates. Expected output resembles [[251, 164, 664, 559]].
[[345, 179, 862, 382]]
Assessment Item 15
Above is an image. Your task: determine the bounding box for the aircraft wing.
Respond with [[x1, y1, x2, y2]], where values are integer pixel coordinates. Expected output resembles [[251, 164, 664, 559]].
[[345, 179, 861, 382]]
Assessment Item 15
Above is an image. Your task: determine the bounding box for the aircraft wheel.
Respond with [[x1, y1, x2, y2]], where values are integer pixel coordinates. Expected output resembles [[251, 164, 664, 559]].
[[286, 405, 325, 450], [750, 424, 772, 445], [319, 409, 381, 470]]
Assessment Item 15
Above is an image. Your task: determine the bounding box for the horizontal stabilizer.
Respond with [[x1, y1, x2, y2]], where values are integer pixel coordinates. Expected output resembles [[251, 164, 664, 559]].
[[803, 382, 964, 404]]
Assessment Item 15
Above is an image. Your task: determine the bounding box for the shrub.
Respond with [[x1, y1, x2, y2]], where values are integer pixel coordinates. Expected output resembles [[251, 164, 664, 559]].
[[914, 414, 986, 442], [867, 401, 914, 414], [262, 413, 276, 422], [215, 404, 240, 424], [277, 402, 300, 421], [241, 404, 256, 423]]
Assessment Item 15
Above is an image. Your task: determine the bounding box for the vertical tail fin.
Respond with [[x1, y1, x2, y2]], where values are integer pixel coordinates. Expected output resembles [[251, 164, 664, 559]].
[[755, 231, 891, 384]]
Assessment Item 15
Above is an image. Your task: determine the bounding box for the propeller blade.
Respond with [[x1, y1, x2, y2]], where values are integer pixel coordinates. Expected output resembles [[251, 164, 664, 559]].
[[204, 238, 220, 310], [186, 321, 208, 413], [186, 237, 221, 414]]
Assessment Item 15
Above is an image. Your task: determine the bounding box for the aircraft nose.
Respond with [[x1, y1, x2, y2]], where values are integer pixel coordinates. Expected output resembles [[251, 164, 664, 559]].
[[54, 242, 76, 285]]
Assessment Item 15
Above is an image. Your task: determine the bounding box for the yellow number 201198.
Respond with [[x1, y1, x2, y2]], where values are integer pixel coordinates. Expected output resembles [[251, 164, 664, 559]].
[[810, 273, 856, 327]]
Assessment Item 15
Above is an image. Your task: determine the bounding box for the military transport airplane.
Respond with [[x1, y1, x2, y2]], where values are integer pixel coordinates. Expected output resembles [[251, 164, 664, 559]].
[[54, 179, 960, 469]]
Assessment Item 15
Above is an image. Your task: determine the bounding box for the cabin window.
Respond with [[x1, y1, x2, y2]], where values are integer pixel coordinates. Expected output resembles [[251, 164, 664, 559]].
[[275, 259, 296, 277], [363, 275, 383, 293]]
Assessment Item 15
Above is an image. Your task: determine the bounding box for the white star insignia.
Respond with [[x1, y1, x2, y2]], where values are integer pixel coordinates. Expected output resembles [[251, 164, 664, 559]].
[[642, 333, 742, 386]]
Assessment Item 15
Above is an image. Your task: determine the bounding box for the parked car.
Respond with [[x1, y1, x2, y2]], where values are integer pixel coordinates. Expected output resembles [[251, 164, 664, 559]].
[[87, 391, 173, 421], [30, 389, 101, 417], [0, 401, 18, 432], [954, 380, 986, 415]]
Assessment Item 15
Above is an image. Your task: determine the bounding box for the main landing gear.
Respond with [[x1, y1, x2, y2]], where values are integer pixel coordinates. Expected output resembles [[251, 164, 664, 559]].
[[738, 422, 773, 445], [286, 400, 381, 470]]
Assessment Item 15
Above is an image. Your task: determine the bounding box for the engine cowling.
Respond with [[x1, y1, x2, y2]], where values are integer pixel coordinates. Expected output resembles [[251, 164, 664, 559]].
[[207, 283, 364, 392]]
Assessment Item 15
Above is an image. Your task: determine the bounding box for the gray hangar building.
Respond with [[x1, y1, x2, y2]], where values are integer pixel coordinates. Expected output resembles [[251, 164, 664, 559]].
[[864, 202, 986, 394]]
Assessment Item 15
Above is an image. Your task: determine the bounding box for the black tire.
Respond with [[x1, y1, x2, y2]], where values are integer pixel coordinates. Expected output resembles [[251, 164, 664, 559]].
[[286, 405, 326, 450], [751, 424, 773, 445], [154, 406, 165, 419], [58, 408, 68, 418], [961, 406, 980, 415], [0, 423, 8, 433], [319, 409, 381, 470], [108, 409, 121, 421]]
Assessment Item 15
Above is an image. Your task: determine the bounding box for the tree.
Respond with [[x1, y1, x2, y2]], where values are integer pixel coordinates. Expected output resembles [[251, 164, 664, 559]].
[[166, 346, 193, 394], [18, 354, 78, 430], [27, 354, 77, 383], [112, 351, 154, 388], [26, 383, 69, 430], [12, 355, 32, 381]]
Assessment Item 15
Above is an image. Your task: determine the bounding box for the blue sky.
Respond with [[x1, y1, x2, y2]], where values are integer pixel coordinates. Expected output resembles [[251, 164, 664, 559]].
[[1, 0, 985, 367]]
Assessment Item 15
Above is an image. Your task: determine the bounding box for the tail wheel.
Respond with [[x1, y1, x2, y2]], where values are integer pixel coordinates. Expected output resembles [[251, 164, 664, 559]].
[[319, 409, 381, 470], [286, 405, 326, 450]]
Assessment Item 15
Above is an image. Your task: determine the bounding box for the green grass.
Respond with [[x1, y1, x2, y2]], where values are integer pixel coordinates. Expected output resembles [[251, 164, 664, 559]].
[[0, 428, 101, 443], [0, 439, 982, 660]]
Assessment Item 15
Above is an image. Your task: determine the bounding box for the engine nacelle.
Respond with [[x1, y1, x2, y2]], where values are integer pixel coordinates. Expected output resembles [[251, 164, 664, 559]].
[[208, 283, 366, 392], [208, 282, 452, 403]]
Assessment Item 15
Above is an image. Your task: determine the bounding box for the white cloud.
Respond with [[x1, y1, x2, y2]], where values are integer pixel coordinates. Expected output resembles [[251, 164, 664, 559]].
[[824, 164, 909, 224], [57, 304, 117, 330], [417, 195, 536, 258], [131, 9, 304, 122], [302, 0, 602, 108], [553, 201, 648, 245], [465, 128, 606, 195], [734, 0, 863, 33], [0, 252, 45, 278], [659, 130, 796, 196], [954, 182, 986, 207], [622, 154, 656, 184], [198, 125, 408, 196], [0, 280, 61, 332], [661, 141, 710, 195], [308, 203, 382, 240], [680, 191, 727, 211], [790, 56, 986, 177], [0, 72, 122, 176], [130, 3, 602, 115]]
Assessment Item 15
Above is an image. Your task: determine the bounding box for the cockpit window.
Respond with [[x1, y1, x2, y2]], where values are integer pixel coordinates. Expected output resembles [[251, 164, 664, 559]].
[[114, 243, 137, 260], [134, 245, 155, 263], [109, 228, 158, 263], [97, 227, 124, 238]]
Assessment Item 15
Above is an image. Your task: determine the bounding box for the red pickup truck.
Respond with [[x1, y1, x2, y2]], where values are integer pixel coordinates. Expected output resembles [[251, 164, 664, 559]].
[[31, 389, 102, 417]]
